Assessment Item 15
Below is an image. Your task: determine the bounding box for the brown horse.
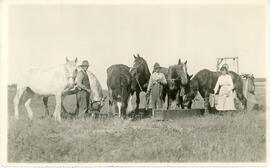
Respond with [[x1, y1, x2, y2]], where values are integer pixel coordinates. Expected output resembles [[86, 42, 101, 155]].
[[166, 59, 189, 109], [183, 69, 247, 113], [107, 64, 132, 119], [129, 54, 151, 116], [157, 59, 189, 109]]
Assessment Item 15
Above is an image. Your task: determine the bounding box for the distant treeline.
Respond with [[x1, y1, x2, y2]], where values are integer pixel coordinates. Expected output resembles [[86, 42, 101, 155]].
[[254, 78, 266, 82]]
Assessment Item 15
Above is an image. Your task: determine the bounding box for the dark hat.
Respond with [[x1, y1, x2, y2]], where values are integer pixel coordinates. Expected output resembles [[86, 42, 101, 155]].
[[220, 66, 228, 72], [221, 63, 229, 70], [153, 63, 161, 69], [80, 60, 89, 67]]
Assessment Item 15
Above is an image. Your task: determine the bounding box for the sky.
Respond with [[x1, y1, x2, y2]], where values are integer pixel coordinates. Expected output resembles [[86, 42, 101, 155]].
[[8, 3, 266, 88]]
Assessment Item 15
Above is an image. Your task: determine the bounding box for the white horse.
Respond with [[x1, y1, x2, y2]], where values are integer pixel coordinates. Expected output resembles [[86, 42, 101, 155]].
[[13, 57, 78, 122], [43, 69, 107, 118], [86, 70, 107, 111]]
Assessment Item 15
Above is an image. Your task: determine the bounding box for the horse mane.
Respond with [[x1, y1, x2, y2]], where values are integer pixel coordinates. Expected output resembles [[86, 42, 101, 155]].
[[168, 65, 180, 79], [131, 56, 150, 92], [87, 70, 104, 100]]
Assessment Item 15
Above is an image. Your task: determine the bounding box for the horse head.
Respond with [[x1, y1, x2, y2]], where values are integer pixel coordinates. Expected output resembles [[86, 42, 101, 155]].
[[64, 57, 78, 87], [90, 96, 107, 112], [167, 59, 188, 90], [183, 76, 198, 105], [130, 53, 151, 91]]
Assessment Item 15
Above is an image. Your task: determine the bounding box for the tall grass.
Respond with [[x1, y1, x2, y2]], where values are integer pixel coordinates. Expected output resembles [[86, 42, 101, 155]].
[[7, 86, 266, 162]]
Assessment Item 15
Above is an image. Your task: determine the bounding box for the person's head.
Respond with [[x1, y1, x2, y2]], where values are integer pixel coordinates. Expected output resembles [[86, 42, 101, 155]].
[[80, 60, 89, 71], [153, 63, 161, 73], [220, 66, 228, 75]]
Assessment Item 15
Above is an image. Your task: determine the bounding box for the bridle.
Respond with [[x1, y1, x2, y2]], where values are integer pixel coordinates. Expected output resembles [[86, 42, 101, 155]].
[[90, 99, 103, 112], [130, 61, 145, 92], [167, 64, 188, 84]]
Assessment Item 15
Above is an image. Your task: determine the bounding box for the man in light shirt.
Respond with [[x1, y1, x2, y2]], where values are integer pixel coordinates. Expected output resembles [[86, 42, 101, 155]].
[[146, 63, 167, 111]]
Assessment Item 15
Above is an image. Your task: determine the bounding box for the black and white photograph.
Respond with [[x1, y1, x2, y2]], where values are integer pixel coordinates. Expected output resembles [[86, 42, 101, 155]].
[[0, 0, 268, 166]]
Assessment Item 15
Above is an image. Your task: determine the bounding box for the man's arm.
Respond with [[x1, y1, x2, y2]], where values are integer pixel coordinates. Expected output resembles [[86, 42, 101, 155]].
[[146, 75, 153, 93], [76, 72, 91, 93], [160, 73, 167, 85]]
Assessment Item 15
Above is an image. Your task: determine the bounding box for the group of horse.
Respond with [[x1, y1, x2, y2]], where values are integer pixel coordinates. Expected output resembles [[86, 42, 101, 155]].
[[13, 55, 249, 122], [106, 54, 249, 119]]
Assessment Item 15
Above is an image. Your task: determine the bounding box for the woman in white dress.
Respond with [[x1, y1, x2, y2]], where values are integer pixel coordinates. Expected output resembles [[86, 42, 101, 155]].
[[214, 66, 236, 111]]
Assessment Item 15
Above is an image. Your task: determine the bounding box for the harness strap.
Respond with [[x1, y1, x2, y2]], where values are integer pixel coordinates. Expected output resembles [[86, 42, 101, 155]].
[[166, 79, 181, 81], [136, 73, 144, 92]]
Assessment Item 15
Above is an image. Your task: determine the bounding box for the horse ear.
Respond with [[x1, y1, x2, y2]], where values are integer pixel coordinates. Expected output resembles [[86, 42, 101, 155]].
[[66, 57, 70, 62], [133, 54, 137, 59], [178, 59, 181, 65], [74, 57, 78, 63], [137, 53, 140, 58], [189, 74, 193, 79], [184, 60, 187, 65]]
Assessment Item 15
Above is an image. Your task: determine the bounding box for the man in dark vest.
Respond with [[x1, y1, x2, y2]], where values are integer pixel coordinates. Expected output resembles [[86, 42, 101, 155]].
[[75, 60, 91, 118]]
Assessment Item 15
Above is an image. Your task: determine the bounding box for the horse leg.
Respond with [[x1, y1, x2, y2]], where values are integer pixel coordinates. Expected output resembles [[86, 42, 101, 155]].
[[24, 96, 34, 120], [237, 91, 247, 110], [168, 93, 174, 110], [204, 91, 210, 115], [13, 86, 27, 120], [145, 93, 150, 110], [53, 93, 62, 122], [175, 90, 180, 108], [42, 97, 50, 117], [136, 91, 140, 113], [116, 102, 122, 118], [179, 96, 184, 109], [127, 93, 133, 114], [108, 88, 114, 115]]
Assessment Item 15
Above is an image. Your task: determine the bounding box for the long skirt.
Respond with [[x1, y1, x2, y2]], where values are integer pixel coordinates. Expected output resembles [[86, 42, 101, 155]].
[[215, 86, 236, 111]]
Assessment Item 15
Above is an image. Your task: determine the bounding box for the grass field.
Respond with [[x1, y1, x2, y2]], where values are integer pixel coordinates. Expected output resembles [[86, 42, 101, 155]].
[[7, 81, 266, 163]]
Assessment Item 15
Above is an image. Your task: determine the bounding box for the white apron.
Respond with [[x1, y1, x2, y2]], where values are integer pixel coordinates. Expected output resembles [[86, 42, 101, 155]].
[[215, 85, 236, 111], [214, 74, 236, 111]]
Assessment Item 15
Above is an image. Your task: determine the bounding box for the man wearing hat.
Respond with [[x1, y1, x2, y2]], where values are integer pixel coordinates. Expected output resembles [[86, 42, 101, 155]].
[[75, 60, 91, 118], [146, 63, 167, 111]]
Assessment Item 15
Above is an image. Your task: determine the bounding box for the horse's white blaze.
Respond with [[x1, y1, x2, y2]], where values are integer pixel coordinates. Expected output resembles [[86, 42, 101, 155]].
[[127, 94, 133, 113], [117, 102, 122, 117]]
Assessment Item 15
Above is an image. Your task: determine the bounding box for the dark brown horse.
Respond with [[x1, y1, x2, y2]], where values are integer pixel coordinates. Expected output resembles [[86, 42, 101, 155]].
[[107, 64, 132, 119], [183, 69, 247, 113], [129, 54, 151, 115], [158, 59, 189, 109], [166, 59, 189, 109]]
